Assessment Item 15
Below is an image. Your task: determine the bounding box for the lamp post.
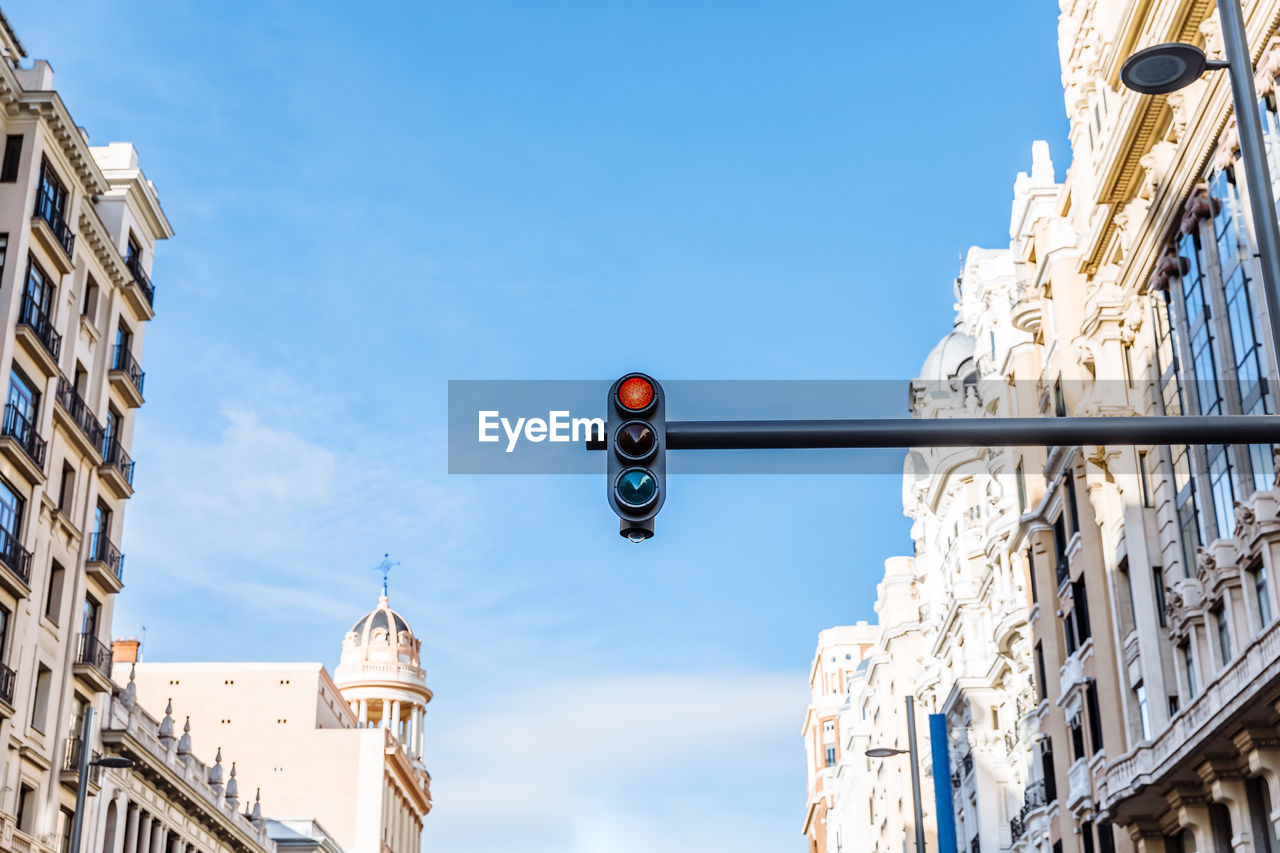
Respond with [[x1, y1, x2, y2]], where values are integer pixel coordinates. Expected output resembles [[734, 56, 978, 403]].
[[68, 706, 134, 853], [866, 695, 927, 853], [1121, 0, 1280, 370]]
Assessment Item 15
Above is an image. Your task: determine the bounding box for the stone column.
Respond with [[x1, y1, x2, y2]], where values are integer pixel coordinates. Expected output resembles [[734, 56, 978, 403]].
[[1198, 760, 1254, 852], [123, 802, 140, 853], [137, 813, 153, 853], [1168, 789, 1213, 853], [1128, 823, 1170, 853], [418, 707, 426, 757], [151, 819, 166, 853], [1235, 727, 1280, 839], [357, 698, 367, 727], [110, 794, 130, 853], [391, 701, 401, 740]]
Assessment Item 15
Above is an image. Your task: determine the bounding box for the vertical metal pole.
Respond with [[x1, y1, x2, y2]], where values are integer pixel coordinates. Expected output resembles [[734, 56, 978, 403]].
[[905, 696, 927, 853], [68, 705, 93, 853], [1217, 0, 1280, 372]]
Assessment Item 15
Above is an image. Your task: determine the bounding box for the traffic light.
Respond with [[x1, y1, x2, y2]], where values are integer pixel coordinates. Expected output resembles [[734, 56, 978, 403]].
[[606, 373, 666, 541]]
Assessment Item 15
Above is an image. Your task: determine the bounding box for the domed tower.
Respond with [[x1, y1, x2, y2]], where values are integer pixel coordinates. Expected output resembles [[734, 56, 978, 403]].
[[333, 589, 432, 761]]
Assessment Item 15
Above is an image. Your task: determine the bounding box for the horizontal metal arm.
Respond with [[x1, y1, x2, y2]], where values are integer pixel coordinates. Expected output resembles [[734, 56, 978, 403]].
[[658, 415, 1280, 449]]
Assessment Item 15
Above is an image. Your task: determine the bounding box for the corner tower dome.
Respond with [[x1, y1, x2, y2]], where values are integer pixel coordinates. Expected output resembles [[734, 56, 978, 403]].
[[333, 589, 432, 761]]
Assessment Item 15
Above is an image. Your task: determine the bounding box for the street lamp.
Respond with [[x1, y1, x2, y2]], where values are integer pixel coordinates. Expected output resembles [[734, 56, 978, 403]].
[[68, 706, 134, 853], [866, 696, 927, 853], [1120, 0, 1280, 371]]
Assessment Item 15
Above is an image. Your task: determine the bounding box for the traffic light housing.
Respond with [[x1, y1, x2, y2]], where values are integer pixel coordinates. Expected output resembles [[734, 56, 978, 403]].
[[606, 373, 666, 541]]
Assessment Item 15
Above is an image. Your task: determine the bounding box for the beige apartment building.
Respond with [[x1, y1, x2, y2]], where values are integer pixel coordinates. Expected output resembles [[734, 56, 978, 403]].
[[0, 11, 171, 853], [122, 591, 434, 853]]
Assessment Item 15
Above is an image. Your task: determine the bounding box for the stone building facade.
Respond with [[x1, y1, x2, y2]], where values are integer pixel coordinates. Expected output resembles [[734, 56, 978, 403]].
[[0, 10, 170, 853]]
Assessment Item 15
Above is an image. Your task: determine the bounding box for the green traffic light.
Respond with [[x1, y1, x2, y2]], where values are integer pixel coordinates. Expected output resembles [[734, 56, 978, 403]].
[[616, 468, 658, 508]]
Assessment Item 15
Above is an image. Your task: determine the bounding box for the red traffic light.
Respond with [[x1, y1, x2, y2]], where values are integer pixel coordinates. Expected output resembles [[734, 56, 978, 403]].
[[617, 376, 655, 411]]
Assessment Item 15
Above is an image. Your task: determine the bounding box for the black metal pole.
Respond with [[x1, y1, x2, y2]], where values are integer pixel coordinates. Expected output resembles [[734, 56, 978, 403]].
[[1216, 0, 1280, 375], [68, 706, 93, 853], [662, 415, 1280, 449]]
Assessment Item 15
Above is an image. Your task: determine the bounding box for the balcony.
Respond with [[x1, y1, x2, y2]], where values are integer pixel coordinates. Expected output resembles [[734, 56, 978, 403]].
[[109, 344, 145, 408], [32, 189, 75, 271], [98, 436, 135, 499], [0, 662, 14, 714], [72, 632, 113, 693], [1059, 652, 1086, 701], [54, 376, 104, 461], [59, 737, 102, 791], [85, 531, 124, 592], [1067, 757, 1093, 812], [0, 403, 45, 483], [15, 292, 62, 376], [0, 525, 32, 597], [125, 254, 155, 313]]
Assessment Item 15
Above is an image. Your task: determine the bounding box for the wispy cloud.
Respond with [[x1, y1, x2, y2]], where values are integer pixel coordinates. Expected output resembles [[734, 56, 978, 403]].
[[424, 672, 807, 853]]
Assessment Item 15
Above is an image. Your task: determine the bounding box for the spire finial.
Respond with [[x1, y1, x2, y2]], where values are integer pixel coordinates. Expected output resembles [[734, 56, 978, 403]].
[[372, 553, 400, 598], [226, 761, 239, 808], [178, 715, 192, 756]]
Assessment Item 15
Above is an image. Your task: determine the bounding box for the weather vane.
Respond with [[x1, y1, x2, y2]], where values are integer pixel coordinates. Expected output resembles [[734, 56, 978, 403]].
[[373, 553, 400, 596]]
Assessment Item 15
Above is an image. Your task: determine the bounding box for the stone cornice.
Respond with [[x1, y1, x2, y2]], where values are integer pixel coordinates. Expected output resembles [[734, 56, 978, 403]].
[[16, 90, 108, 197]]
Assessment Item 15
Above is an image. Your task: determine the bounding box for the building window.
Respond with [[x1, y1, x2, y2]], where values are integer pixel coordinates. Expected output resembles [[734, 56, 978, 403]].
[[81, 594, 100, 639], [1138, 451, 1153, 507], [1042, 741, 1057, 803], [31, 663, 52, 732], [825, 746, 836, 767], [1251, 562, 1273, 627], [1082, 821, 1097, 853], [45, 560, 64, 624], [1135, 682, 1151, 740], [1072, 578, 1092, 644], [1066, 475, 1081, 534], [16, 782, 36, 834], [1119, 557, 1137, 632], [1053, 514, 1069, 586], [57, 806, 74, 853], [0, 134, 21, 182], [126, 232, 141, 266], [1214, 603, 1233, 665], [0, 602, 8, 660], [36, 158, 68, 221], [1016, 460, 1027, 513], [1027, 548, 1038, 604], [1097, 823, 1117, 853], [1169, 695, 1180, 716], [1070, 717, 1085, 761], [1153, 567, 1169, 628], [1182, 644, 1198, 698], [57, 463, 74, 513], [82, 277, 98, 323], [1054, 378, 1067, 417], [1034, 642, 1047, 702], [1085, 680, 1104, 755]]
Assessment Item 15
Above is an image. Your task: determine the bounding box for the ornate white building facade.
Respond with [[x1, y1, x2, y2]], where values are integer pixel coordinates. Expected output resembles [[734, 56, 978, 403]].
[[123, 591, 432, 853], [809, 2, 1280, 852]]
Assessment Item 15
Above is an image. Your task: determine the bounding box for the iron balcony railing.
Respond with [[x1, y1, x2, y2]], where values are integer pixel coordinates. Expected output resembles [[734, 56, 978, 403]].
[[18, 291, 61, 362], [125, 255, 155, 308], [88, 531, 123, 579], [61, 738, 103, 783], [2, 403, 45, 468], [0, 525, 31, 587], [111, 344, 145, 395], [56, 376, 105, 452], [75, 633, 112, 678], [34, 186, 74, 257], [0, 662, 13, 706], [101, 436, 135, 487]]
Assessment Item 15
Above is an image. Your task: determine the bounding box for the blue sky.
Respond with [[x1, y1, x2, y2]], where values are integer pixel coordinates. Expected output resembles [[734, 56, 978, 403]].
[[9, 3, 1068, 851]]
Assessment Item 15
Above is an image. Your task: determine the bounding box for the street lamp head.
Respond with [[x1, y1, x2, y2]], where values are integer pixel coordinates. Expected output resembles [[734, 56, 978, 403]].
[[1121, 43, 1215, 94], [865, 747, 909, 758], [91, 756, 134, 770]]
